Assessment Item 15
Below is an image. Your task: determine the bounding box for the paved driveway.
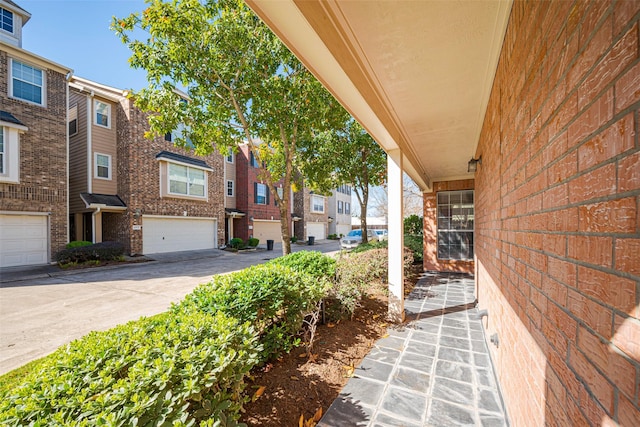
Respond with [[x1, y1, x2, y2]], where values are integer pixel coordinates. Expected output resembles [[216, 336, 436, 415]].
[[0, 241, 340, 375]]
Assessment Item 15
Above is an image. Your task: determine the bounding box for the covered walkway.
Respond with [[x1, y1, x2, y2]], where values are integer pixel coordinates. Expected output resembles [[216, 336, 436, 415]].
[[320, 272, 508, 426]]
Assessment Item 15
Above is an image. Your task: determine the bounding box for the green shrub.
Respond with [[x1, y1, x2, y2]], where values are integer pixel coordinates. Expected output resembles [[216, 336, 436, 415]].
[[404, 214, 423, 235], [0, 311, 259, 426], [56, 241, 125, 265], [351, 239, 388, 253], [247, 237, 259, 247], [65, 240, 93, 249], [268, 251, 336, 281], [404, 233, 424, 262], [229, 238, 244, 249], [175, 264, 327, 362], [290, 236, 298, 243]]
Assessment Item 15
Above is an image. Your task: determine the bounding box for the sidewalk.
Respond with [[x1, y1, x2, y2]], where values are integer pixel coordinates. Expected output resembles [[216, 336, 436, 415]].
[[319, 271, 509, 426]]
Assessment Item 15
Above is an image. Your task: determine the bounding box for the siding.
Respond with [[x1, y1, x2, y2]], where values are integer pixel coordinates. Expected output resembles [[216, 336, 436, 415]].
[[90, 97, 117, 195], [68, 90, 88, 214]]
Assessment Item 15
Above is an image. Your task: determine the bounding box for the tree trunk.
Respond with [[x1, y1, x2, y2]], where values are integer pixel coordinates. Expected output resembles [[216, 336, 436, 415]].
[[278, 201, 292, 255], [359, 187, 369, 244]]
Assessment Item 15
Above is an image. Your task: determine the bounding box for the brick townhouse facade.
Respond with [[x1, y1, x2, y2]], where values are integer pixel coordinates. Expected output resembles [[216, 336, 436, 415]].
[[293, 186, 329, 242], [0, 0, 71, 267]]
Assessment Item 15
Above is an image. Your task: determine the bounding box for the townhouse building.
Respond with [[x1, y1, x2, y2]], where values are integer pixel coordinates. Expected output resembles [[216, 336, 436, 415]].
[[68, 76, 225, 255], [293, 186, 329, 242], [0, 0, 71, 267], [327, 184, 352, 237]]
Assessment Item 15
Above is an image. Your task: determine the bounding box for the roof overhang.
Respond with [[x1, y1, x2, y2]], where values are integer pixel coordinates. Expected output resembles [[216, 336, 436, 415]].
[[246, 0, 512, 192]]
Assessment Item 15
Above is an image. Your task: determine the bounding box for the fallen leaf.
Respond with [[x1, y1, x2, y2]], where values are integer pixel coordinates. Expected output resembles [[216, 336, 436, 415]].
[[381, 333, 389, 338], [299, 414, 304, 427], [313, 407, 323, 422], [290, 376, 299, 381], [372, 314, 380, 319], [308, 353, 318, 363], [342, 365, 355, 378], [252, 386, 266, 402], [380, 323, 388, 327], [327, 323, 335, 328], [299, 352, 308, 358]]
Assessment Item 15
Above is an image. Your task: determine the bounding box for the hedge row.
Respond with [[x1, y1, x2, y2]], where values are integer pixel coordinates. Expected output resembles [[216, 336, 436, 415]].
[[56, 241, 125, 264]]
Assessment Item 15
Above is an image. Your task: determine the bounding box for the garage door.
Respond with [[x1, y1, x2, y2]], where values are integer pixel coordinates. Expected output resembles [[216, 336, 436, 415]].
[[0, 214, 48, 267], [143, 216, 217, 254], [307, 222, 326, 240], [252, 220, 282, 243]]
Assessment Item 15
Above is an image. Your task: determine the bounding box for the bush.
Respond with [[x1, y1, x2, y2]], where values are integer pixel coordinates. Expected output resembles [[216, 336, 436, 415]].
[[65, 240, 93, 249], [0, 311, 259, 426], [404, 214, 423, 235], [404, 233, 423, 262], [327, 234, 338, 240], [174, 264, 327, 362], [247, 237, 259, 247], [290, 236, 298, 243], [351, 239, 387, 253], [229, 237, 244, 249], [56, 241, 125, 265], [268, 251, 336, 281]]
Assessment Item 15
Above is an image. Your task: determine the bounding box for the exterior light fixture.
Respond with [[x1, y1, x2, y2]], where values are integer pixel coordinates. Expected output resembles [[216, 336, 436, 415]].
[[468, 156, 482, 173]]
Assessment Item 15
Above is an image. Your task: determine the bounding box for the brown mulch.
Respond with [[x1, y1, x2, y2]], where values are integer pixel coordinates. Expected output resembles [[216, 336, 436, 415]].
[[241, 264, 421, 427]]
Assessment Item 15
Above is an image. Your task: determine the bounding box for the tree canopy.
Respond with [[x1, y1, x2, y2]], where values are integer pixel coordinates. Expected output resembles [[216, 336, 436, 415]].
[[113, 0, 343, 254]]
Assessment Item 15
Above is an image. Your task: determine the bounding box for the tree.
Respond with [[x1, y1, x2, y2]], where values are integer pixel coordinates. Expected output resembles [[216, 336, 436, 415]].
[[306, 120, 387, 244], [404, 214, 423, 235], [113, 0, 340, 255], [369, 174, 424, 218]]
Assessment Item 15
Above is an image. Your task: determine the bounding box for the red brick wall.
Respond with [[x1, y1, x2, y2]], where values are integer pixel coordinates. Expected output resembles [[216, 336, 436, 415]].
[[423, 179, 475, 273], [234, 144, 282, 241], [475, 1, 639, 425], [115, 99, 225, 254], [0, 50, 68, 261]]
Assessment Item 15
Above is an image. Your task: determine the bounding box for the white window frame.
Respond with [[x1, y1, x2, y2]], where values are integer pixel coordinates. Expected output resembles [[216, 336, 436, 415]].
[[256, 182, 267, 205], [9, 58, 46, 106], [227, 179, 234, 197], [226, 149, 234, 163], [311, 195, 325, 213], [0, 123, 26, 183], [94, 100, 111, 128], [1, 7, 13, 34], [337, 200, 344, 214], [94, 153, 112, 180], [167, 162, 207, 199], [437, 190, 474, 261], [345, 202, 351, 215]]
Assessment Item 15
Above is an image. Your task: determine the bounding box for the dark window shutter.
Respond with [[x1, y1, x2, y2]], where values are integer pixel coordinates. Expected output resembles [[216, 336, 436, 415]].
[[266, 188, 270, 205], [165, 132, 172, 142], [254, 182, 258, 204]]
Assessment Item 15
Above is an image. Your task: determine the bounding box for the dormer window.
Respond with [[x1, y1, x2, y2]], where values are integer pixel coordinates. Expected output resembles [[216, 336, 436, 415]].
[[0, 7, 13, 34]]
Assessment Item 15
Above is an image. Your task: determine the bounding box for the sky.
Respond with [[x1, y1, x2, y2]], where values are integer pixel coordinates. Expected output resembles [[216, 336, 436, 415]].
[[19, 0, 150, 90]]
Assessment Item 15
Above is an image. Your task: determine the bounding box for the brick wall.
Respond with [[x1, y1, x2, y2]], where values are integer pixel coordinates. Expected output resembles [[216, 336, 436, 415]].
[[234, 144, 282, 241], [0, 50, 68, 261], [423, 179, 475, 273], [116, 99, 225, 254], [475, 1, 639, 425]]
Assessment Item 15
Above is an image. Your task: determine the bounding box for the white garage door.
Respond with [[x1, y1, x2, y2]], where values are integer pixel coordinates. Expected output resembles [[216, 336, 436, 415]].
[[0, 214, 48, 267], [143, 216, 217, 254], [252, 220, 282, 243], [307, 223, 326, 240]]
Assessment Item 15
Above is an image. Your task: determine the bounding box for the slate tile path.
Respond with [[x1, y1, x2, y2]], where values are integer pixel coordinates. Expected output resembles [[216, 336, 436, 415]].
[[318, 272, 509, 426]]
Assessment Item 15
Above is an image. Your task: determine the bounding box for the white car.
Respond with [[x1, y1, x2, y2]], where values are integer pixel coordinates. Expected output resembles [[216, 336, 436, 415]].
[[340, 229, 378, 249], [374, 229, 388, 241]]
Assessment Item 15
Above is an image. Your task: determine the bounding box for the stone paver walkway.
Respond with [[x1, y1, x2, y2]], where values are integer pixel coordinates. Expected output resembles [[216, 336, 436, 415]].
[[319, 272, 509, 426]]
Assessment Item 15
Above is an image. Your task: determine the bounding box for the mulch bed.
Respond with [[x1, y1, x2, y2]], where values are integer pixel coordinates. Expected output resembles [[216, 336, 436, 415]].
[[241, 264, 421, 426]]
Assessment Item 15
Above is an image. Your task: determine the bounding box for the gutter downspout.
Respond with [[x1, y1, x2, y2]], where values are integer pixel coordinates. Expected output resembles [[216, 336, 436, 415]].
[[65, 70, 74, 246]]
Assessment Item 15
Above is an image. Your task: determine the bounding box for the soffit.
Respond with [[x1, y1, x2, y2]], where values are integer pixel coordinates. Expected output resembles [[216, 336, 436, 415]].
[[247, 0, 512, 191]]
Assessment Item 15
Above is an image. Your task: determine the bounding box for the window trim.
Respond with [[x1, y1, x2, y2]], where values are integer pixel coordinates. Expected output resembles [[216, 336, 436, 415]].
[[94, 153, 112, 180], [226, 149, 234, 163], [227, 179, 234, 197], [0, 7, 14, 34], [0, 122, 26, 183], [94, 100, 111, 129], [345, 202, 351, 215], [68, 104, 78, 136], [255, 182, 268, 205], [337, 200, 343, 214], [311, 194, 325, 214], [9, 58, 46, 107]]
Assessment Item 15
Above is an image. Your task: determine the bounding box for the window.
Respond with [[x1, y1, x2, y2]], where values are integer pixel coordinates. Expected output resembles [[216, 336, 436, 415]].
[[437, 190, 474, 260], [345, 202, 351, 215], [94, 100, 110, 128], [94, 153, 111, 180], [10, 59, 44, 105], [227, 180, 234, 197], [169, 163, 205, 197], [226, 149, 234, 163], [337, 200, 344, 214], [0, 119, 25, 183], [311, 195, 324, 213], [1, 7, 13, 33], [255, 182, 268, 204], [250, 152, 260, 168], [68, 105, 78, 136]]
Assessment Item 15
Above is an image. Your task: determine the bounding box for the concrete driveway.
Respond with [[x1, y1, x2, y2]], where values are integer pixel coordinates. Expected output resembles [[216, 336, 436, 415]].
[[0, 241, 340, 375]]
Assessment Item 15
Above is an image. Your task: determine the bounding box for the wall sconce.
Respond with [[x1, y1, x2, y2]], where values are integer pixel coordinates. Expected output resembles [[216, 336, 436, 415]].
[[249, 216, 254, 221], [468, 156, 482, 173], [133, 208, 142, 218]]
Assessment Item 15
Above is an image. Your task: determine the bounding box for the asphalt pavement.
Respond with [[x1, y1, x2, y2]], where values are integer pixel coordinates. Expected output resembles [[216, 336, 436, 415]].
[[0, 240, 340, 375]]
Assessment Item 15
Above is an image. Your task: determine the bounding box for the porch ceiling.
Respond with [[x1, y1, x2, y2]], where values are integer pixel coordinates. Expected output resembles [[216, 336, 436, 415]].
[[246, 0, 513, 191]]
